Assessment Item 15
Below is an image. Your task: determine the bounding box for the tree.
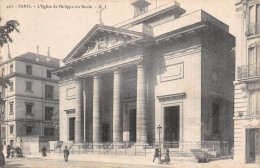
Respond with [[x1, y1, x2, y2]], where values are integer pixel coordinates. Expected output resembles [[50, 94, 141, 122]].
[[51, 108, 59, 132], [0, 18, 20, 47], [0, 78, 9, 166]]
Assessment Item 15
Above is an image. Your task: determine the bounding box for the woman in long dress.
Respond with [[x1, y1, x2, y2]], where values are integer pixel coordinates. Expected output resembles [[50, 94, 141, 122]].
[[41, 145, 47, 157], [64, 146, 69, 162]]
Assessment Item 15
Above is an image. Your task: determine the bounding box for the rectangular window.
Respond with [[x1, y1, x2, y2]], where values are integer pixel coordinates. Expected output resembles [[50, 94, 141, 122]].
[[10, 126, 13, 134], [26, 65, 32, 75], [47, 70, 52, 78], [10, 140, 14, 147], [26, 104, 33, 115], [26, 82, 32, 91], [45, 85, 53, 99], [249, 89, 260, 116], [44, 128, 54, 136], [249, 6, 254, 25], [9, 103, 13, 115], [10, 64, 13, 74], [248, 46, 259, 77], [26, 127, 33, 134], [247, 5, 260, 36], [248, 47, 256, 65], [45, 106, 54, 120], [9, 81, 13, 91]]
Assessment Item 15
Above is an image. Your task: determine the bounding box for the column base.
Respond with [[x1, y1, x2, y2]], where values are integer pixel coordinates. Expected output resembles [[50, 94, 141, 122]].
[[113, 142, 125, 149], [134, 141, 150, 149], [92, 142, 103, 149]]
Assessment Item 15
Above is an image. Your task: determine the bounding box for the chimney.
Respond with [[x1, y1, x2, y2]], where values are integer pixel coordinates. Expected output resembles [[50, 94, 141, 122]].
[[36, 45, 40, 62], [131, 0, 151, 17], [8, 44, 11, 60], [47, 47, 51, 62]]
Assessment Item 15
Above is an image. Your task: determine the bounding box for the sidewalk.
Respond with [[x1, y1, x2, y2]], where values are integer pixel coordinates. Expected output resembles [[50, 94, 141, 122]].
[[24, 152, 259, 168]]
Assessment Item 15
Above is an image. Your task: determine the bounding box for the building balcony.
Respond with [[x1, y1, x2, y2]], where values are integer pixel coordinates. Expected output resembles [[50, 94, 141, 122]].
[[245, 22, 260, 37], [237, 63, 260, 80]]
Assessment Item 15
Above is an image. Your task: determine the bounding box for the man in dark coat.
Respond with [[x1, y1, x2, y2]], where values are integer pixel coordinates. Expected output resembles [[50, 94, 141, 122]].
[[153, 145, 160, 162], [64, 146, 69, 162], [41, 145, 47, 157], [6, 145, 10, 158], [0, 145, 5, 168]]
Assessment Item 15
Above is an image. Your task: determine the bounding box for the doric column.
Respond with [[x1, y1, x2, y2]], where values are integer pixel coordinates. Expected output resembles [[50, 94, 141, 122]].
[[75, 79, 83, 143], [93, 75, 101, 143], [136, 63, 147, 145], [83, 80, 87, 143], [113, 69, 122, 143]]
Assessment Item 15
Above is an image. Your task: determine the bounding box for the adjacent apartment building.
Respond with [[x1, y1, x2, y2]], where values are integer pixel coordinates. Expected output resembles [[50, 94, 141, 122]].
[[0, 52, 60, 150], [54, 0, 235, 154], [234, 0, 260, 164]]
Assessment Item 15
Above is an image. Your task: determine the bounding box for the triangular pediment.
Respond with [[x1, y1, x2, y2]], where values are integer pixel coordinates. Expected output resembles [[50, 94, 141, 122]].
[[63, 24, 145, 64]]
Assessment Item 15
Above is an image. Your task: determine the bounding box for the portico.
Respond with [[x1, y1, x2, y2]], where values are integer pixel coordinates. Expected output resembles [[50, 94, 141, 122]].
[[55, 24, 150, 145]]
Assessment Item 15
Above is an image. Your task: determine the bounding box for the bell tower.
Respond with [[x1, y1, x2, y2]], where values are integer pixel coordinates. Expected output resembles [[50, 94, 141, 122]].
[[131, 0, 151, 17]]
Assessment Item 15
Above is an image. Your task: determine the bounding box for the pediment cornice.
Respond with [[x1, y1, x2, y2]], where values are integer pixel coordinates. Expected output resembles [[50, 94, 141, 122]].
[[63, 24, 145, 64]]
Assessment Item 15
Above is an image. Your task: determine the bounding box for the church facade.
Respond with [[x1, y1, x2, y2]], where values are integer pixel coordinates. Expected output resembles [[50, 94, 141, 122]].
[[54, 1, 235, 151]]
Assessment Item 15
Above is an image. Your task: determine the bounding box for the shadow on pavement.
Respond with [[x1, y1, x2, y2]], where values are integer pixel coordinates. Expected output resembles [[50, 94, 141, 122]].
[[4, 160, 29, 168]]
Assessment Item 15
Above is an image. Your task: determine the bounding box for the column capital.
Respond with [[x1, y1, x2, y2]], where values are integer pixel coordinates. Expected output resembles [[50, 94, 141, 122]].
[[137, 62, 147, 69], [93, 73, 101, 79], [113, 67, 122, 74], [74, 77, 85, 83]]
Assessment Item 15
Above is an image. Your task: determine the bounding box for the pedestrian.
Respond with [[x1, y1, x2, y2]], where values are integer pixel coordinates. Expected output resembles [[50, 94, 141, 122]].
[[64, 146, 69, 162], [153, 144, 160, 162], [6, 145, 10, 158], [41, 145, 47, 157], [10, 147, 14, 158], [0, 145, 5, 168], [164, 147, 170, 163]]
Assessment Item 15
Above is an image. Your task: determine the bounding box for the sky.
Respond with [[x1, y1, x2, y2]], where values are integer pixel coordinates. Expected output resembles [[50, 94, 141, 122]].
[[0, 0, 237, 62]]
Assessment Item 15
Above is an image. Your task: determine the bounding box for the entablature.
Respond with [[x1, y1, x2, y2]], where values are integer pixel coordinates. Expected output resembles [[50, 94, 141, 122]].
[[75, 50, 144, 78]]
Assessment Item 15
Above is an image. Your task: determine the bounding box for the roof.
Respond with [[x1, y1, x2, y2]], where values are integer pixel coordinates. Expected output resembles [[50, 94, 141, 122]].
[[0, 52, 60, 67]]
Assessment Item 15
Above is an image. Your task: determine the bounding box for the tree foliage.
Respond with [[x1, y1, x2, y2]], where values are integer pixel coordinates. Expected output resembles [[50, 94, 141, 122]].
[[51, 108, 59, 129], [0, 18, 20, 47]]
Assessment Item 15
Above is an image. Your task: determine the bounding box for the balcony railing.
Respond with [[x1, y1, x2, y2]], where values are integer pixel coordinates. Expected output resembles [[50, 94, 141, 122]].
[[245, 22, 260, 37], [237, 63, 260, 80]]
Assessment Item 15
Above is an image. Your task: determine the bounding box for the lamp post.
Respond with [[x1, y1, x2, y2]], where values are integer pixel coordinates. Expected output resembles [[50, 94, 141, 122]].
[[157, 124, 162, 164], [0, 97, 6, 165]]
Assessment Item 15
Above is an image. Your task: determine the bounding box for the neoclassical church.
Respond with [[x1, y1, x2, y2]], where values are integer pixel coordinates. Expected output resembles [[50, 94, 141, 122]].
[[54, 0, 235, 151]]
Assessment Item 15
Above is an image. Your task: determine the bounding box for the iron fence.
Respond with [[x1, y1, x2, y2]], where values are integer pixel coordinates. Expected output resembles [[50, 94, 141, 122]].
[[53, 141, 229, 157]]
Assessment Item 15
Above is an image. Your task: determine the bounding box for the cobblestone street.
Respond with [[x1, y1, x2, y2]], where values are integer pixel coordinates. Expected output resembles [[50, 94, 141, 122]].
[[3, 153, 259, 168]]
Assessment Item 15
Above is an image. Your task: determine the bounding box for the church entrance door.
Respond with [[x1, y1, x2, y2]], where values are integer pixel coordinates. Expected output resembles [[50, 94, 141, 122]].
[[164, 106, 180, 148], [69, 117, 75, 141], [129, 109, 136, 142]]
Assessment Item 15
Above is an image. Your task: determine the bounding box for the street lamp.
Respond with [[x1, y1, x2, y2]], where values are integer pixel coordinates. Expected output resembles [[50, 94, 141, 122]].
[[0, 97, 5, 165], [157, 124, 162, 164]]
